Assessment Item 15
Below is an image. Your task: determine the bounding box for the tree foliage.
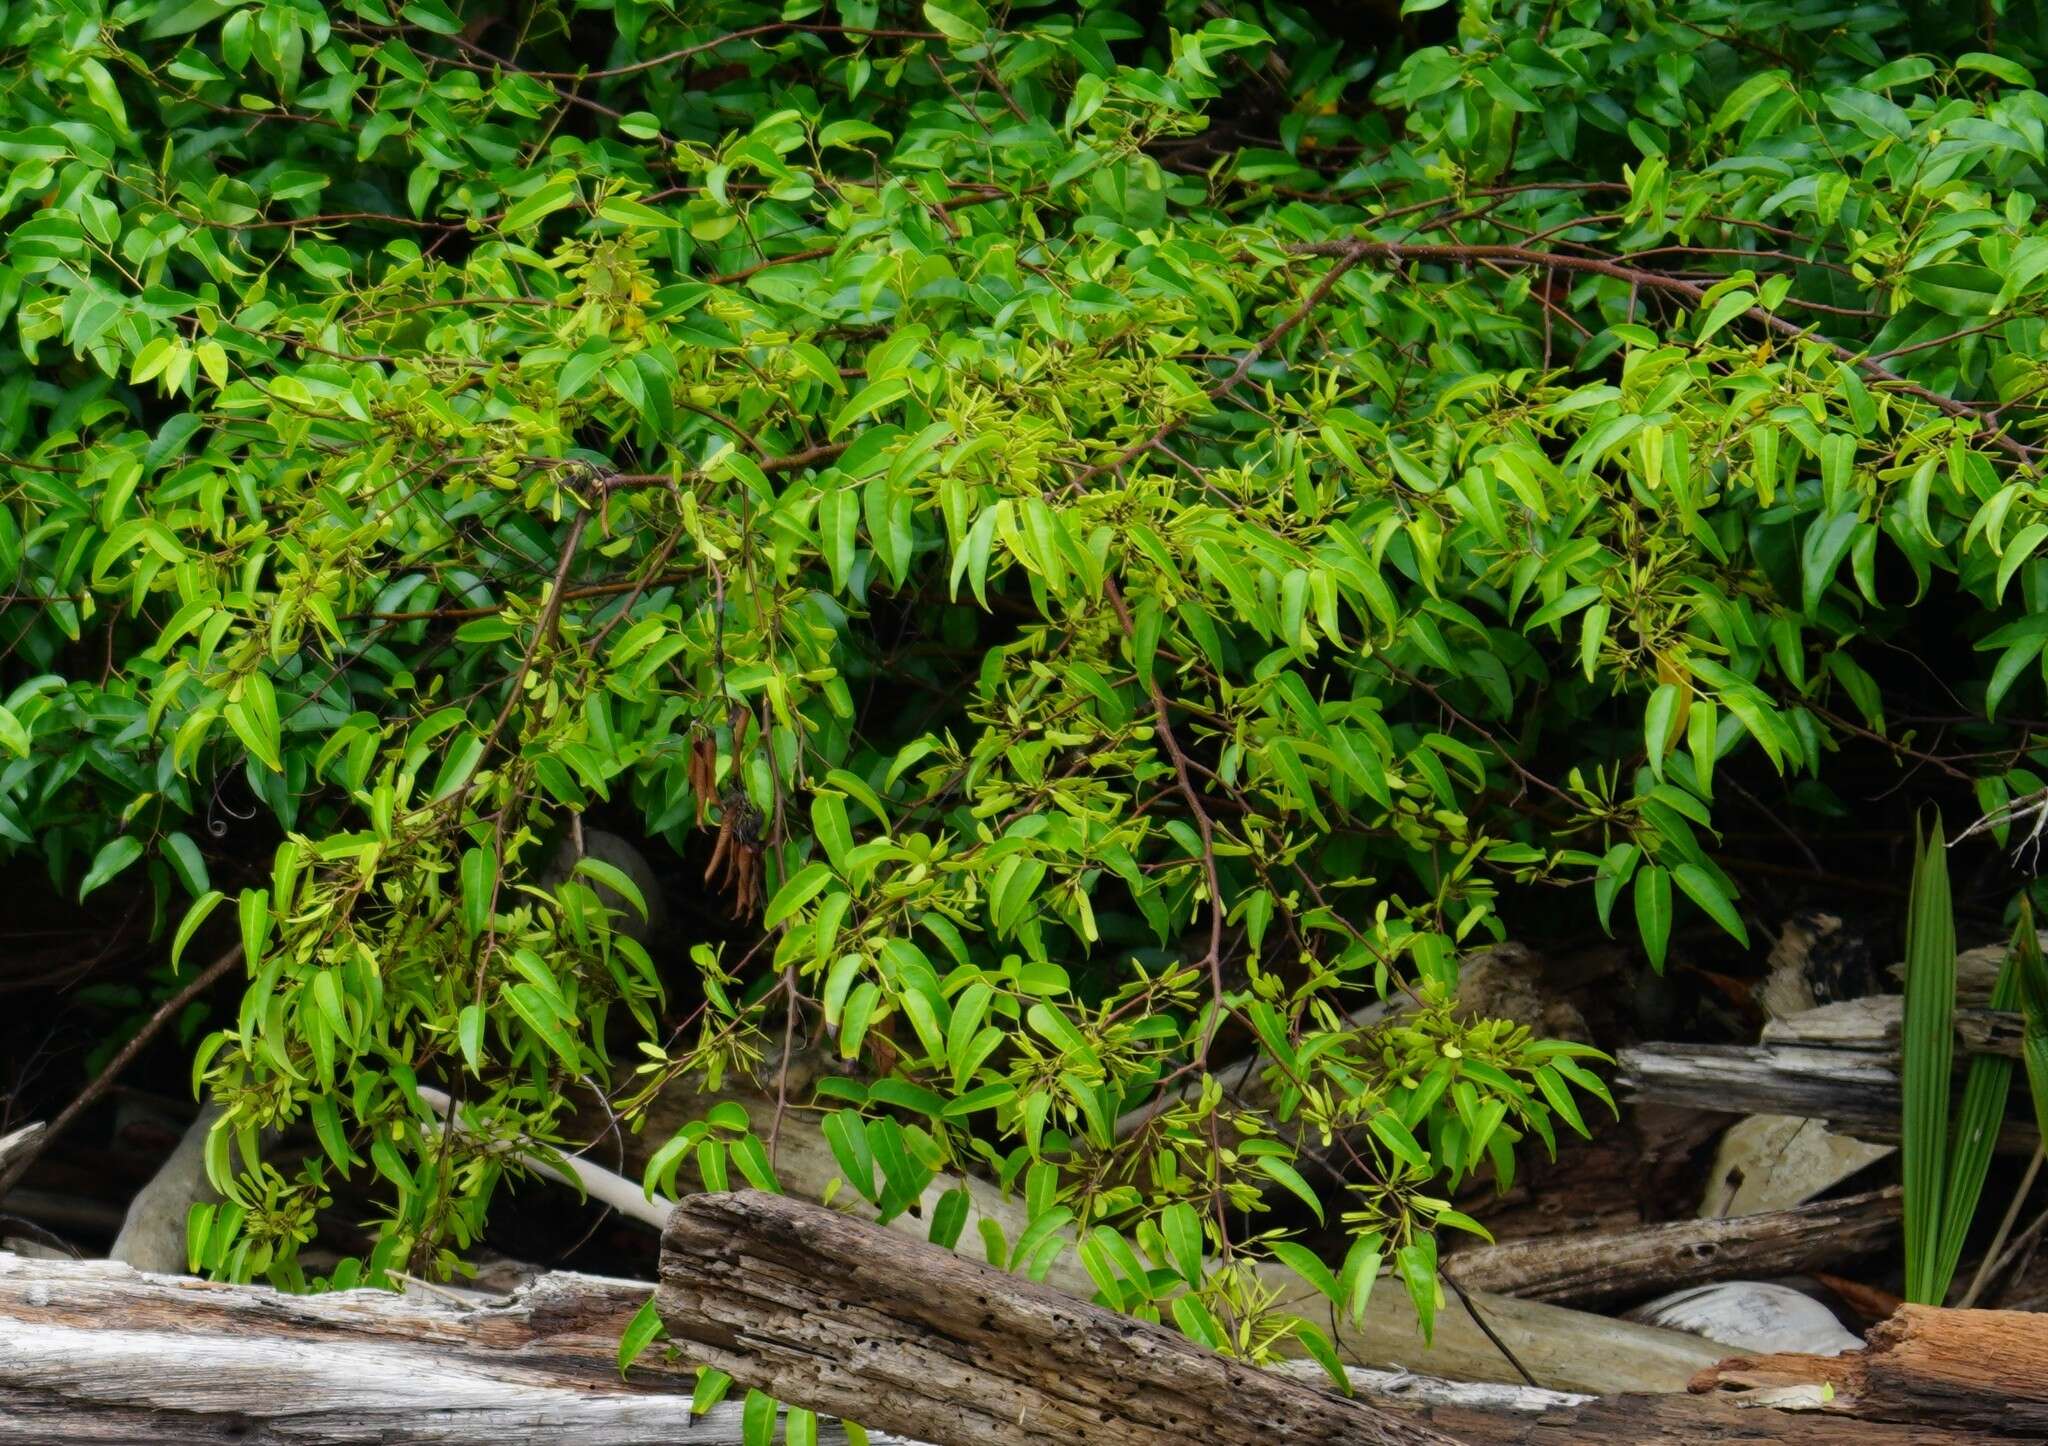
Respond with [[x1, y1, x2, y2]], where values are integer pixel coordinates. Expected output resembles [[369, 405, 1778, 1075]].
[[5, 0, 2047, 1363]]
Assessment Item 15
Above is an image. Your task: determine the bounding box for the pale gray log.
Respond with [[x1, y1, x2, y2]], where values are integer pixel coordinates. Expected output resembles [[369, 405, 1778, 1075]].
[[1616, 1043, 2038, 1151], [0, 1251, 916, 1444]]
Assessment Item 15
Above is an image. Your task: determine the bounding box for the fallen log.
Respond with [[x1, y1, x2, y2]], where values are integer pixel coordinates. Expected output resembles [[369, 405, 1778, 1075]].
[[0, 1123, 43, 1176], [654, 1193, 2016, 1446], [657, 1188, 1460, 1446], [10, 1242, 1994, 1445], [586, 1079, 1732, 1392], [1615, 1043, 2038, 1151], [1447, 1188, 1901, 1307], [1351, 1382, 1982, 1442], [1760, 995, 2023, 1059], [0, 1250, 912, 1444], [1694, 1303, 2048, 1438]]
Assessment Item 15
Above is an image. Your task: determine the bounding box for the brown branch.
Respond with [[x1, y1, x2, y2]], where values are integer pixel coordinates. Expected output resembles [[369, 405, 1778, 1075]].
[[1283, 239, 2040, 464], [1101, 578, 1226, 1039], [477, 505, 592, 759], [0, 945, 244, 1202], [1066, 242, 1375, 492], [441, 22, 946, 82]]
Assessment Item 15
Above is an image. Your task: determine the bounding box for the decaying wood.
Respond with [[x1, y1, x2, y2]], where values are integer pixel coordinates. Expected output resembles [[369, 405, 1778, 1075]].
[[4, 1243, 1954, 1446], [1447, 1188, 1901, 1307], [1616, 1043, 2038, 1151], [1351, 1384, 1989, 1443], [1312, 1363, 1948, 1438], [657, 1188, 1459, 1446], [0, 1123, 43, 1176], [1761, 995, 2023, 1059], [1694, 1304, 2048, 1438], [0, 1250, 915, 1444], [590, 1079, 1732, 1392]]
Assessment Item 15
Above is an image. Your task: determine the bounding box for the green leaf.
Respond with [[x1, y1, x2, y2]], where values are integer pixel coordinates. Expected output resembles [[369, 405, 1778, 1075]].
[[1957, 52, 2033, 86], [1695, 289, 1756, 345], [811, 793, 854, 871], [1170, 1292, 1222, 1348], [1395, 1238, 1440, 1344], [1257, 1157, 1325, 1223], [1368, 1110, 1430, 1170], [1268, 1239, 1340, 1303], [1294, 1322, 1350, 1394], [172, 891, 226, 971], [1643, 685, 1680, 781], [163, 831, 210, 898], [765, 862, 833, 928], [691, 1367, 733, 1417], [0, 703, 28, 757], [1634, 865, 1672, 972], [460, 847, 495, 938], [238, 887, 272, 968], [741, 1388, 777, 1446], [1933, 944, 2019, 1296], [501, 174, 579, 232], [1160, 1201, 1204, 1286], [923, 0, 990, 45], [457, 1002, 486, 1074], [573, 855, 648, 923], [1672, 862, 1748, 948], [1902, 815, 1956, 1304], [617, 1295, 665, 1376], [80, 836, 143, 901], [225, 674, 283, 773], [503, 982, 581, 1069]]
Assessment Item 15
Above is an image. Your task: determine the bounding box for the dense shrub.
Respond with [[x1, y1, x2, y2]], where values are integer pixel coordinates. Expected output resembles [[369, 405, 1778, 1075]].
[[4, 0, 2046, 1356]]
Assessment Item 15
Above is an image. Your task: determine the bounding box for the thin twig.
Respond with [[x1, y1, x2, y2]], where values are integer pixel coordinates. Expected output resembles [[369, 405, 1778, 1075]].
[[1960, 1145, 2045, 1307], [0, 945, 244, 1201]]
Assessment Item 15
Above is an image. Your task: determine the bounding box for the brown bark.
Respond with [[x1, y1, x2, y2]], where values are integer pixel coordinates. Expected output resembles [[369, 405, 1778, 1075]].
[[1447, 1188, 1901, 1307], [1695, 1304, 2048, 1438], [656, 1188, 1459, 1446]]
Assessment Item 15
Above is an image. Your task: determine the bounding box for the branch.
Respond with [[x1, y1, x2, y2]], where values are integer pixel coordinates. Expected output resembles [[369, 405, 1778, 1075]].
[[1283, 239, 2039, 465], [0, 945, 243, 1202]]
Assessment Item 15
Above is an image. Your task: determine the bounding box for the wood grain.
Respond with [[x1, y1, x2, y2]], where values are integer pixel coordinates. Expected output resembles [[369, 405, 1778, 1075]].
[[657, 1189, 1459, 1446]]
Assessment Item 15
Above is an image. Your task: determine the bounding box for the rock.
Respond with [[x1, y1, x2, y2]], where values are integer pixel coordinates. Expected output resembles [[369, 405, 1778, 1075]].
[[108, 1104, 223, 1274], [1454, 943, 1590, 1043], [1626, 1280, 1862, 1355], [1696, 1112, 1892, 1218], [539, 826, 668, 946]]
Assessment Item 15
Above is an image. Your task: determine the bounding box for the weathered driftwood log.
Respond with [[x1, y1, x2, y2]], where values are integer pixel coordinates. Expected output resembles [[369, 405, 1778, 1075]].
[[1350, 1383, 1988, 1443], [0, 1122, 43, 1176], [657, 1188, 1460, 1446], [11, 1244, 2016, 1446], [654, 1193, 2017, 1446], [1447, 1188, 1901, 1307], [1615, 1043, 2039, 1150], [588, 1080, 1731, 1392], [1761, 995, 2024, 1059], [1694, 1303, 2048, 1438], [0, 1250, 916, 1444]]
